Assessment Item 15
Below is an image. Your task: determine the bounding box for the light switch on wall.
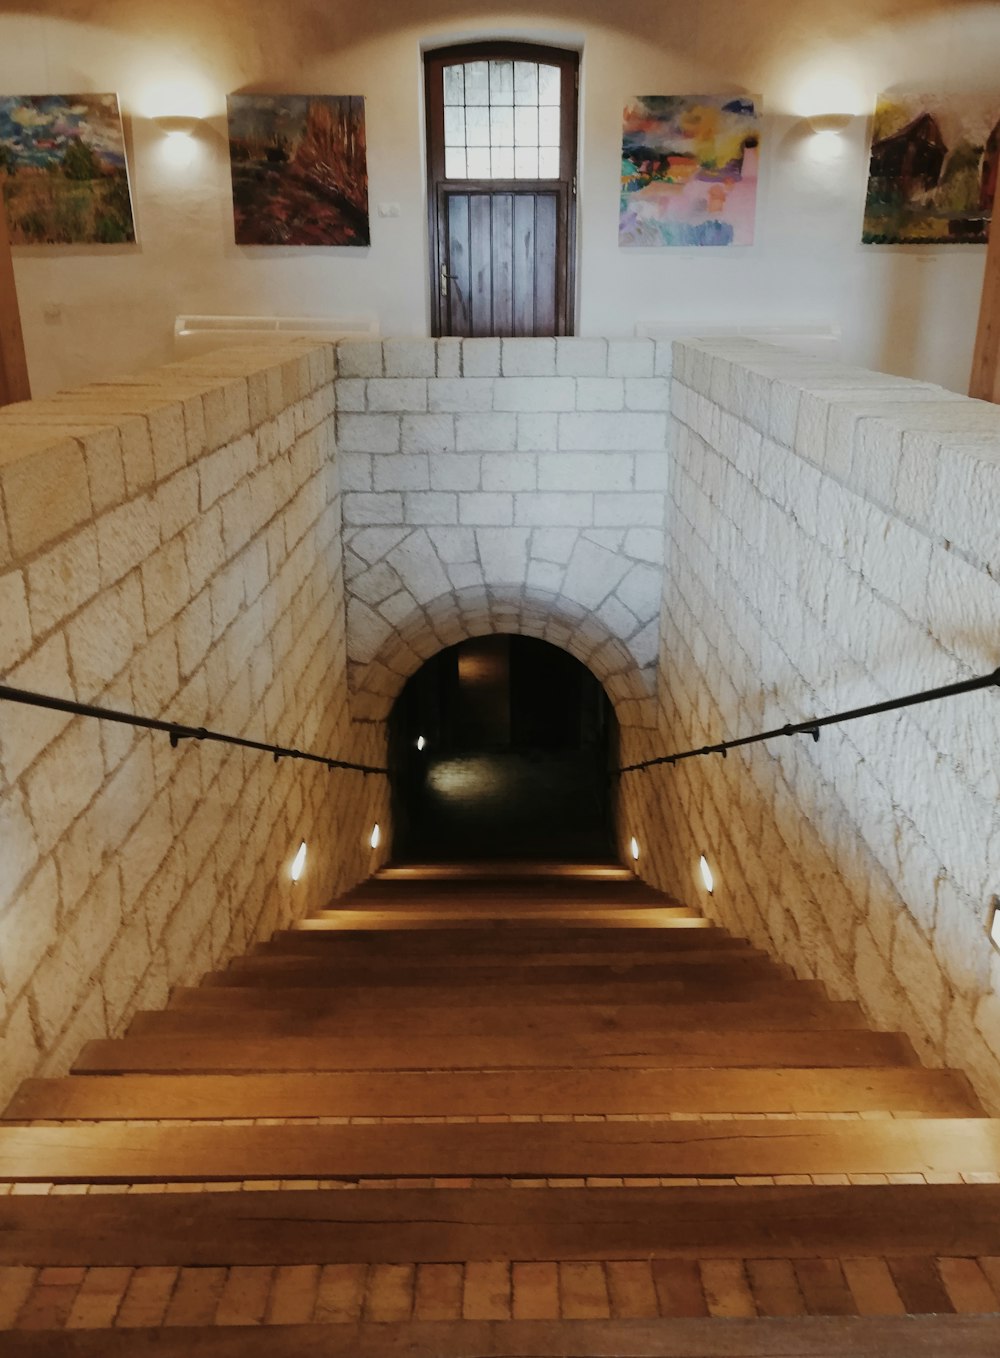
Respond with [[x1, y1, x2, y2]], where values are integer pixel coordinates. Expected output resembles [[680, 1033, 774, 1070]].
[[377, 202, 401, 218]]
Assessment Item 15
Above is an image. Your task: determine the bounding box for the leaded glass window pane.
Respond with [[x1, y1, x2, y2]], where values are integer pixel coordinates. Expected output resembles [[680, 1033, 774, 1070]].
[[463, 61, 489, 105], [538, 145, 559, 178], [492, 146, 515, 178], [537, 64, 560, 105], [445, 146, 467, 178], [513, 62, 538, 105]]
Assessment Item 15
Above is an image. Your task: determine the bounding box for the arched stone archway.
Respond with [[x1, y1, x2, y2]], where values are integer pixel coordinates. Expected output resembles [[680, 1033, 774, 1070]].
[[335, 335, 672, 763], [347, 583, 657, 733]]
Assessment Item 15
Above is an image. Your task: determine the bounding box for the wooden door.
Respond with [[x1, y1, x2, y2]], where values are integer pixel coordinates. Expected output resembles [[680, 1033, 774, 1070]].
[[426, 44, 578, 337], [0, 197, 30, 405]]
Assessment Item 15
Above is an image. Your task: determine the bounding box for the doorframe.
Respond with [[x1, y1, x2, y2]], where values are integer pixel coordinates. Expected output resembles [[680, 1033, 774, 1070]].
[[424, 40, 579, 337]]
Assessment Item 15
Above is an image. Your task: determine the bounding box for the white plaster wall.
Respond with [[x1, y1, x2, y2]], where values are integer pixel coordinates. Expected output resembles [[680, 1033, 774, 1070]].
[[0, 340, 389, 1109], [1, 0, 999, 398], [619, 337, 1000, 1112]]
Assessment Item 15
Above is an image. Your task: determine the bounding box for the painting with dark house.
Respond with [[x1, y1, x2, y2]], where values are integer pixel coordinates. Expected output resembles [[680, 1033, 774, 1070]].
[[227, 94, 369, 247], [863, 91, 1000, 243]]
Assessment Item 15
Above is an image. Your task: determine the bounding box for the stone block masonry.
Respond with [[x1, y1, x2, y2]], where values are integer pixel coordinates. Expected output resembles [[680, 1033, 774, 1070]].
[[10, 327, 996, 1127], [619, 337, 1000, 1114], [0, 341, 388, 1110], [336, 338, 672, 744]]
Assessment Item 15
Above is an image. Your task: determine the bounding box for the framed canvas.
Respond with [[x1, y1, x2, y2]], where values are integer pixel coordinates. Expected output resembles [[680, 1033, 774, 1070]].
[[227, 94, 370, 246], [0, 93, 135, 245], [620, 95, 760, 247], [863, 91, 1000, 244]]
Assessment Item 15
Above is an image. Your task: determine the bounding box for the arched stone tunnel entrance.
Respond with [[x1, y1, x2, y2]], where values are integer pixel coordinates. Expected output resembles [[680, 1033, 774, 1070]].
[[346, 584, 662, 862], [388, 634, 617, 861]]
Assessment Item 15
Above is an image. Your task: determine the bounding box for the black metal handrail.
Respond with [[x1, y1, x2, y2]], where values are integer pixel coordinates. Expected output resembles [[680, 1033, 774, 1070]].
[[0, 684, 388, 775], [614, 667, 1000, 776]]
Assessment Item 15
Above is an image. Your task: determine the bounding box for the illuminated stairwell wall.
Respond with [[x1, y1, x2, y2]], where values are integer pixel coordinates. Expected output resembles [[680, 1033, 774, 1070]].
[[0, 342, 388, 1108], [620, 337, 1000, 1113]]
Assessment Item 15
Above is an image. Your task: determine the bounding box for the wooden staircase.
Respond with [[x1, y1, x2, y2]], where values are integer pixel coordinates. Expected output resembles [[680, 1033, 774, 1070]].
[[2, 861, 1000, 1355]]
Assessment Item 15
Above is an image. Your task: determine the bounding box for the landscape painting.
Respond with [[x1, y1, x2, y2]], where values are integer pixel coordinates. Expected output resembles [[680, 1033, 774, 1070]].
[[620, 95, 760, 247], [0, 93, 135, 245], [862, 91, 1000, 244], [227, 94, 369, 247]]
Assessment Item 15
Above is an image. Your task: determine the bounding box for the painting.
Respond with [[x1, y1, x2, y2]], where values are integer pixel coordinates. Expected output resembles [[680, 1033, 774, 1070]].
[[862, 91, 1000, 244], [0, 94, 135, 245], [227, 94, 369, 247], [620, 95, 760, 247]]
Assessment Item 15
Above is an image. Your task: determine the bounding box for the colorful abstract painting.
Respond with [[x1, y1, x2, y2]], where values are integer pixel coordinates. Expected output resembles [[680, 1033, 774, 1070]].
[[227, 95, 369, 247], [620, 95, 760, 247], [862, 91, 1000, 244], [0, 94, 135, 245]]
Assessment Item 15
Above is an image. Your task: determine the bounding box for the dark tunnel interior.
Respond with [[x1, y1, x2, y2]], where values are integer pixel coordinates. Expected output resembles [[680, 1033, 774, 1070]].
[[387, 634, 617, 861]]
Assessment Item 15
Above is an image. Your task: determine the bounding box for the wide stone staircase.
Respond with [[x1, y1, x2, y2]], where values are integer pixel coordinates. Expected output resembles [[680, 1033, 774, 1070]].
[[1, 863, 1000, 1354]]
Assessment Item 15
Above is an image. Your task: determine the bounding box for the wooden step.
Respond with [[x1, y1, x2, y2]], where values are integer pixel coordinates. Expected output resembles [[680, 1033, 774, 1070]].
[[3, 1184, 1000, 1266], [197, 974, 815, 1005], [284, 924, 727, 949], [304, 909, 703, 928], [372, 861, 633, 878], [6, 1316, 1000, 1356], [268, 935, 748, 962], [141, 998, 873, 1037], [224, 955, 780, 986], [71, 1029, 917, 1075], [3, 1118, 999, 1183], [4, 1067, 978, 1122], [343, 875, 673, 896]]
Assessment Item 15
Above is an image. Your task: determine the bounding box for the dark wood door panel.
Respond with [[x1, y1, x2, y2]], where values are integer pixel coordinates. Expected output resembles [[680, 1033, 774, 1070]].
[[444, 189, 560, 337]]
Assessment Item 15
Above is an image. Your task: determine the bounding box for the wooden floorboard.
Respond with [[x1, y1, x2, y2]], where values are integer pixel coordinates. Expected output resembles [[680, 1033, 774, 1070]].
[[303, 910, 702, 928], [146, 998, 870, 1036], [196, 975, 823, 1004], [258, 940, 754, 965], [71, 1029, 917, 1074], [3, 1186, 1000, 1266], [282, 925, 728, 949], [4, 1067, 978, 1121], [224, 956, 780, 987], [4, 1315, 1000, 1356], [2, 1119, 999, 1183]]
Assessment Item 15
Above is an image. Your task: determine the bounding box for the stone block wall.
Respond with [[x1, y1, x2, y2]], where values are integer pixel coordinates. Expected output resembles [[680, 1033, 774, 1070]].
[[0, 341, 388, 1109], [620, 337, 1000, 1111], [335, 338, 672, 743]]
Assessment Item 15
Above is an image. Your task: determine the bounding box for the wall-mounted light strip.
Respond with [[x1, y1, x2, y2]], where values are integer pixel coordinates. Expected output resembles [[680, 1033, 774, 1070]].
[[290, 841, 307, 882]]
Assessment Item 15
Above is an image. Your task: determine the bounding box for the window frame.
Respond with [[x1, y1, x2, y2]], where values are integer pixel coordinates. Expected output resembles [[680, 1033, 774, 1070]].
[[424, 40, 579, 336]]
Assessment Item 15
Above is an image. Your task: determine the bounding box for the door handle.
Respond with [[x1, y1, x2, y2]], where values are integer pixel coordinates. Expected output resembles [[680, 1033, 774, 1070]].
[[440, 261, 456, 297]]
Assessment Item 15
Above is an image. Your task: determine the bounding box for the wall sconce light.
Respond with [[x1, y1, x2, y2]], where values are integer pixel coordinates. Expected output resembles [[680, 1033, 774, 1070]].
[[370, 823, 381, 850], [988, 897, 1000, 953], [290, 841, 307, 883], [699, 854, 714, 894], [630, 836, 640, 861], [152, 114, 201, 136], [805, 113, 853, 136], [152, 114, 203, 166]]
